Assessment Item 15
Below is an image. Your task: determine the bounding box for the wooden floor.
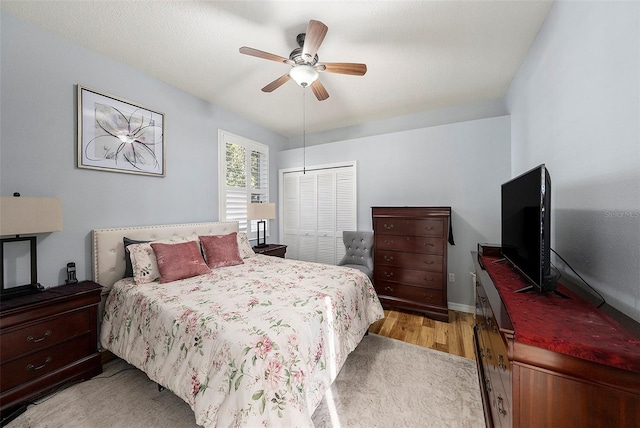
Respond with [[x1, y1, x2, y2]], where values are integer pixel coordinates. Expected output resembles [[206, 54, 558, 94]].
[[368, 309, 476, 360]]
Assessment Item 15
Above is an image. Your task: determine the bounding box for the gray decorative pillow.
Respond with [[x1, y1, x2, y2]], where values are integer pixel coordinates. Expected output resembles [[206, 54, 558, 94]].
[[123, 237, 150, 278]]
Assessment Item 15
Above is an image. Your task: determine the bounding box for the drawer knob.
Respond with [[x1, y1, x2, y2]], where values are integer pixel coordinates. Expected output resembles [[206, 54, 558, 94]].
[[384, 255, 394, 262], [27, 330, 52, 343], [424, 243, 435, 247], [423, 260, 434, 265], [383, 223, 394, 230], [27, 356, 53, 372], [384, 239, 394, 245], [384, 272, 394, 278], [424, 226, 435, 231], [384, 286, 393, 292], [424, 277, 434, 281]]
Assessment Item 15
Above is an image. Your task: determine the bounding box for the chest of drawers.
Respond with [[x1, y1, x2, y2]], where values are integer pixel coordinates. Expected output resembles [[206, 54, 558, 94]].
[[0, 281, 103, 413], [372, 207, 451, 322]]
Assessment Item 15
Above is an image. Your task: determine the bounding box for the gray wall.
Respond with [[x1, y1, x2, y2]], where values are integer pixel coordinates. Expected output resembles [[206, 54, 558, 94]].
[[506, 1, 640, 321], [1, 13, 287, 287], [278, 116, 511, 311]]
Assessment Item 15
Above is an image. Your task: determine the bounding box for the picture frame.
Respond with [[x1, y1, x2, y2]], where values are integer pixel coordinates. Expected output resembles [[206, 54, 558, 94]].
[[77, 85, 165, 177]]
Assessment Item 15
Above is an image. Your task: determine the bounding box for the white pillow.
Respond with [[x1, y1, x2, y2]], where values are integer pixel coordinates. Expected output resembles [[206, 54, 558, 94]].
[[237, 231, 256, 259], [127, 235, 198, 284]]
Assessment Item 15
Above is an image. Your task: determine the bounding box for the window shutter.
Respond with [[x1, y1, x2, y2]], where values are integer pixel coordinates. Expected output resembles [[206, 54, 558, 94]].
[[219, 130, 269, 237]]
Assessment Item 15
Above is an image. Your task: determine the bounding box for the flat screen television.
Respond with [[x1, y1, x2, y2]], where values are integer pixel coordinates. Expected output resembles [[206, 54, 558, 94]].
[[501, 164, 557, 293]]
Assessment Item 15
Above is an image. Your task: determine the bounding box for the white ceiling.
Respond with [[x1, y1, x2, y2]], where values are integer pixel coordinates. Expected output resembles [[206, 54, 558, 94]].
[[2, 1, 553, 138]]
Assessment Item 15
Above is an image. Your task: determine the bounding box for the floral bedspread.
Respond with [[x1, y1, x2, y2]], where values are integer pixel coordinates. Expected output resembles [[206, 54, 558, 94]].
[[100, 255, 384, 427]]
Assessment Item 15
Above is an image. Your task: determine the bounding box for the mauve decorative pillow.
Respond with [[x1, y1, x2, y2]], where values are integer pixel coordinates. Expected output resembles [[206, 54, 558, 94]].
[[128, 236, 197, 284], [150, 241, 211, 284], [200, 232, 244, 269]]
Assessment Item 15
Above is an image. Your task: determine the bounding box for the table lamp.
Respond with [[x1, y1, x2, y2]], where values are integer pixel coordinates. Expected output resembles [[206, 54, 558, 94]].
[[246, 203, 276, 248], [1, 195, 63, 298]]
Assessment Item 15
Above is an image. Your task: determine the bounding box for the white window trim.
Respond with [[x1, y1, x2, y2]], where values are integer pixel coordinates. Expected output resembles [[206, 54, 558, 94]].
[[218, 130, 269, 239]]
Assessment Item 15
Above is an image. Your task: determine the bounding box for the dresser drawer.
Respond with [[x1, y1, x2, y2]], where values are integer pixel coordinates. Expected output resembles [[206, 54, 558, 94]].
[[375, 266, 443, 288], [376, 250, 444, 272], [376, 235, 444, 255], [374, 218, 444, 237], [1, 310, 91, 362], [375, 281, 444, 306], [0, 334, 93, 391]]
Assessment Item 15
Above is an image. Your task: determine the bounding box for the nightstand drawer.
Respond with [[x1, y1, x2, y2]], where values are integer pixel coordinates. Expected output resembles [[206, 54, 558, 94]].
[[1, 309, 91, 361], [0, 334, 93, 391]]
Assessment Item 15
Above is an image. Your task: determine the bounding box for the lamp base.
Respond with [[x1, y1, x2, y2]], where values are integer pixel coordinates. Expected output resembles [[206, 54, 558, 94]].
[[256, 220, 267, 248]]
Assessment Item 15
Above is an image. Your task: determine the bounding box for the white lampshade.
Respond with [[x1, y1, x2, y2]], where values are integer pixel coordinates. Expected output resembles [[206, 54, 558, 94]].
[[289, 65, 319, 88], [247, 203, 276, 221], [0, 197, 63, 236]]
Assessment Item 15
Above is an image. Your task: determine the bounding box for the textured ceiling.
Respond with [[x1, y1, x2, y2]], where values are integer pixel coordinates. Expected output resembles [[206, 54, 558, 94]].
[[2, 1, 553, 138]]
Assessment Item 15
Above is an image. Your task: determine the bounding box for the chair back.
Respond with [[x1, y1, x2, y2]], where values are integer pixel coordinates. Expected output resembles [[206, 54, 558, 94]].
[[338, 231, 374, 272]]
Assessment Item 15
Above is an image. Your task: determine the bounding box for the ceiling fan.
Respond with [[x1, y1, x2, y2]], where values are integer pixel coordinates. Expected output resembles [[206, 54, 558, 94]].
[[239, 20, 367, 101]]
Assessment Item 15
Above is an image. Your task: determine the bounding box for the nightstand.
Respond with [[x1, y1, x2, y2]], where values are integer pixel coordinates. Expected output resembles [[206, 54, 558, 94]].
[[0, 281, 103, 414], [252, 244, 287, 258]]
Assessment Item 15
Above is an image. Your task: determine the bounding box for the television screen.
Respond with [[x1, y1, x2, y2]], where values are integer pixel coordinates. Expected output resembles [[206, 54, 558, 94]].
[[501, 164, 555, 292]]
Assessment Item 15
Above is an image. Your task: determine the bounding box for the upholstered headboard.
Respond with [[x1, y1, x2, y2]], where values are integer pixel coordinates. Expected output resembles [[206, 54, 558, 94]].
[[92, 221, 239, 291]]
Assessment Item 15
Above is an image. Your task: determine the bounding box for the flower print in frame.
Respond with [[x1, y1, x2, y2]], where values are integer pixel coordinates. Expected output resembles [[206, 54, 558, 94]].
[[77, 85, 165, 177]]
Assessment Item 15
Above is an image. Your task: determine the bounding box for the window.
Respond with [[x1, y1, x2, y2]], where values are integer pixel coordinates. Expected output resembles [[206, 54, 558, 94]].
[[218, 130, 269, 236]]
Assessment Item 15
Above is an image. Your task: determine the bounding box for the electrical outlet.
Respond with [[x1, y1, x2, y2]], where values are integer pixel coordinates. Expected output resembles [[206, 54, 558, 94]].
[[448, 273, 455, 283]]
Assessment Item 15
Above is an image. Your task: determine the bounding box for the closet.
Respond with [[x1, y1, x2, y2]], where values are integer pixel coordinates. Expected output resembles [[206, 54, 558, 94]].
[[280, 163, 356, 265]]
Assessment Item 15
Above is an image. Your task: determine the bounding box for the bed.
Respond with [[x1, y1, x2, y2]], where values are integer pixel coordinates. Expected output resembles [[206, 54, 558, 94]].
[[94, 222, 384, 427]]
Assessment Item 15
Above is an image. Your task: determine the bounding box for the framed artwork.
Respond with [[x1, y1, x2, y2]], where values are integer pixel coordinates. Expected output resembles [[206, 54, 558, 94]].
[[77, 85, 165, 177]]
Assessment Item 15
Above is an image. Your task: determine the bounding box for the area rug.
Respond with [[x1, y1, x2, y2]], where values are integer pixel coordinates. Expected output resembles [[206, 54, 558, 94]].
[[8, 334, 484, 428]]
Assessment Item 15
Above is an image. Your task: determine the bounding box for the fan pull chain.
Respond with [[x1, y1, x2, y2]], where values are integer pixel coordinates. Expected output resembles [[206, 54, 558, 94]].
[[303, 88, 306, 175]]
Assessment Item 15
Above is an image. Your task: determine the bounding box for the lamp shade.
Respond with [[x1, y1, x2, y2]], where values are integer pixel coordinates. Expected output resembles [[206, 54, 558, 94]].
[[0, 197, 63, 236], [246, 203, 276, 220]]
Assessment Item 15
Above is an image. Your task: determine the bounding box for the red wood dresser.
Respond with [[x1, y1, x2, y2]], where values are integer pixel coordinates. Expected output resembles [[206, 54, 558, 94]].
[[0, 281, 103, 415], [372, 207, 452, 322], [473, 250, 640, 427]]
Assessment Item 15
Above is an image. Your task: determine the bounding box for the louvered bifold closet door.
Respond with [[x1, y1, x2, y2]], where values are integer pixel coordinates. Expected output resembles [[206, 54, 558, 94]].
[[281, 163, 356, 264], [316, 172, 337, 265], [283, 174, 299, 258], [298, 174, 317, 262], [335, 169, 356, 263]]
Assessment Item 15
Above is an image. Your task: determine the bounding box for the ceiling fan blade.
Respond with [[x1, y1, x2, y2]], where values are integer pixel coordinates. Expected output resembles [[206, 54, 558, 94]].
[[317, 62, 367, 76], [239, 46, 293, 65], [302, 20, 328, 61], [262, 74, 291, 92], [310, 80, 329, 101]]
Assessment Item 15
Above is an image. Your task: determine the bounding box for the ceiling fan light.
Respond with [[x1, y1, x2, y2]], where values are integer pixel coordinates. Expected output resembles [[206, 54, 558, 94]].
[[289, 65, 319, 87]]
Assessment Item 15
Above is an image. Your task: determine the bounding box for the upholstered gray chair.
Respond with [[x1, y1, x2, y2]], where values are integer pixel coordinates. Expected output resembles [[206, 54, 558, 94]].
[[337, 231, 374, 281]]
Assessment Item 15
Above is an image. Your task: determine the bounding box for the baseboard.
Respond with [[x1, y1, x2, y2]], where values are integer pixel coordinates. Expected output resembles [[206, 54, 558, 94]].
[[101, 350, 117, 365], [448, 302, 475, 314]]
